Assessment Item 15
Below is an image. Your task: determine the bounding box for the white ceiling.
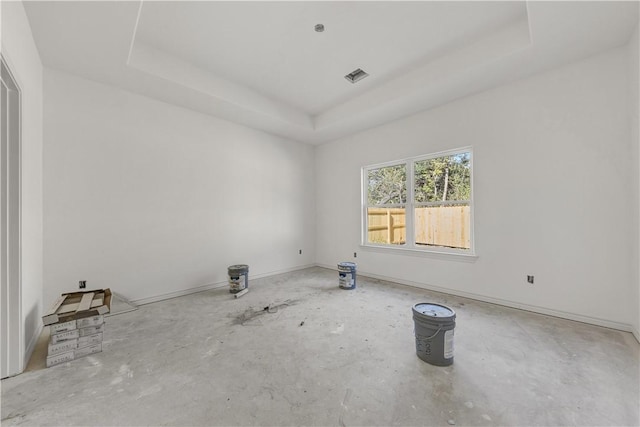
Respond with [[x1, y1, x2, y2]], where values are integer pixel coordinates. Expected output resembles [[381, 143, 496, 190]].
[[22, 1, 639, 145], [135, 1, 526, 115]]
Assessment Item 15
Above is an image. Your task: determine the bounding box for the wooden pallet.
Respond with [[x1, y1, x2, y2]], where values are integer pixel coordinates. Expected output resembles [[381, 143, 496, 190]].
[[42, 289, 112, 326]]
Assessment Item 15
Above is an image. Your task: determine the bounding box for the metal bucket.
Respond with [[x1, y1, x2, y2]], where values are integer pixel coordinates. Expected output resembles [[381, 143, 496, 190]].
[[337, 262, 357, 290], [228, 264, 249, 294], [412, 303, 456, 366]]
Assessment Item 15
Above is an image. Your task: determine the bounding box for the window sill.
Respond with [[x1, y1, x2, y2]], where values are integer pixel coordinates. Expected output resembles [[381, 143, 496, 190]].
[[359, 244, 478, 263]]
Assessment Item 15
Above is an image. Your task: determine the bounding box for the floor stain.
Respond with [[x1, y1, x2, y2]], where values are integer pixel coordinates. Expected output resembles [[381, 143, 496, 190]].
[[231, 300, 301, 326], [1, 412, 25, 422]]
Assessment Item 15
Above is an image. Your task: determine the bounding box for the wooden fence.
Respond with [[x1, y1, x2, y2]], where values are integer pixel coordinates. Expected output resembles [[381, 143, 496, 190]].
[[367, 205, 470, 249], [367, 208, 406, 245]]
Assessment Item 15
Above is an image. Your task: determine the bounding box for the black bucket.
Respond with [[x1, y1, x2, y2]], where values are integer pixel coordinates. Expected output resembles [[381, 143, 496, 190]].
[[412, 303, 456, 366], [228, 264, 249, 294]]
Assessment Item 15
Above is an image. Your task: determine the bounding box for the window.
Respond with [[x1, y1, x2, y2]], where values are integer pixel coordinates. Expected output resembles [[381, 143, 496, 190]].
[[362, 148, 473, 255]]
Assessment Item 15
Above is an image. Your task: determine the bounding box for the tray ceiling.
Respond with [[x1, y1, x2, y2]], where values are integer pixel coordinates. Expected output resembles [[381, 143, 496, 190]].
[[23, 1, 639, 144]]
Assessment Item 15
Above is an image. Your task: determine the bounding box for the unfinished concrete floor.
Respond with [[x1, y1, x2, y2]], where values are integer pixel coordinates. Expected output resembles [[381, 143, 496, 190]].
[[2, 267, 639, 426]]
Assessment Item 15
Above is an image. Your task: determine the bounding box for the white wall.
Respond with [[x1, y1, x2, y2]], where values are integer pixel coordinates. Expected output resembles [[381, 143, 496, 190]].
[[316, 46, 634, 329], [630, 22, 639, 340], [43, 69, 315, 306], [1, 1, 44, 366]]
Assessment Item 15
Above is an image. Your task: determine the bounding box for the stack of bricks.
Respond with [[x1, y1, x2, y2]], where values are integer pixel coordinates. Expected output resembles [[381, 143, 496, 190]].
[[46, 315, 105, 367], [42, 288, 111, 368]]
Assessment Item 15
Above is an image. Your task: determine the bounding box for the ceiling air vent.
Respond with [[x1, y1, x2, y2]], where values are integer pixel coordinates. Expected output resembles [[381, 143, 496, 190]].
[[344, 68, 369, 84]]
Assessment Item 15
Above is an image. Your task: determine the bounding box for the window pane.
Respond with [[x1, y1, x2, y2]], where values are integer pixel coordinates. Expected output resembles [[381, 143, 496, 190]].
[[367, 164, 406, 205], [415, 203, 470, 249], [414, 153, 470, 203], [367, 207, 406, 245]]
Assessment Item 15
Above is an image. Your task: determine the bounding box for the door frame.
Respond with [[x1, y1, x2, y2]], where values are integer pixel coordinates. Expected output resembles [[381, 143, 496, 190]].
[[1, 54, 23, 378]]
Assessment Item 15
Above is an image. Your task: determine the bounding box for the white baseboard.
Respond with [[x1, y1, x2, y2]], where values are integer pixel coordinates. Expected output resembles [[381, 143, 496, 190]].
[[131, 282, 228, 306], [247, 263, 317, 281], [131, 264, 316, 306], [23, 323, 43, 371], [316, 263, 637, 337]]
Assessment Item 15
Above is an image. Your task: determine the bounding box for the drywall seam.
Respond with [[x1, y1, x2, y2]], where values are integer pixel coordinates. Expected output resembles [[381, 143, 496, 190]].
[[126, 0, 144, 64], [131, 264, 316, 306], [315, 263, 637, 338]]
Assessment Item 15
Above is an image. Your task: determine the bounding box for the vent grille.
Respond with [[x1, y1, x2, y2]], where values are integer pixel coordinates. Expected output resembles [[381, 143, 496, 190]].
[[345, 68, 369, 84]]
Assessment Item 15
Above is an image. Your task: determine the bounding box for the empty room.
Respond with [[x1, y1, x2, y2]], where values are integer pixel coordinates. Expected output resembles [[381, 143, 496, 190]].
[[2, 1, 639, 426]]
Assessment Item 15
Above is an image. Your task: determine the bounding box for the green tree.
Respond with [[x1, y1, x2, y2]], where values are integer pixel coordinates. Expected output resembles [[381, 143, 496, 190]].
[[414, 153, 470, 203], [367, 164, 406, 205]]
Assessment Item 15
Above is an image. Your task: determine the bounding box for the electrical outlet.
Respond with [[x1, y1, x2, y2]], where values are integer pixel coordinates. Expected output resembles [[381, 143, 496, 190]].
[[354, 252, 357, 258], [79, 280, 87, 289], [527, 275, 534, 284], [299, 249, 302, 255]]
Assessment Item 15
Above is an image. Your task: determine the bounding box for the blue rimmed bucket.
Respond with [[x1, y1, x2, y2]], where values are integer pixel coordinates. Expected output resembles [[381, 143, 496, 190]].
[[337, 262, 357, 290], [228, 264, 249, 294]]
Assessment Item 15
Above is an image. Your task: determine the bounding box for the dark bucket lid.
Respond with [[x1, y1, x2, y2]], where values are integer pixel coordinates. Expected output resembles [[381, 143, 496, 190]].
[[413, 303, 456, 320]]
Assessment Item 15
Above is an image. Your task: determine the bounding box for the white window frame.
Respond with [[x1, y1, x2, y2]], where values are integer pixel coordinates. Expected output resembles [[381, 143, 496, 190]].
[[361, 147, 475, 259]]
